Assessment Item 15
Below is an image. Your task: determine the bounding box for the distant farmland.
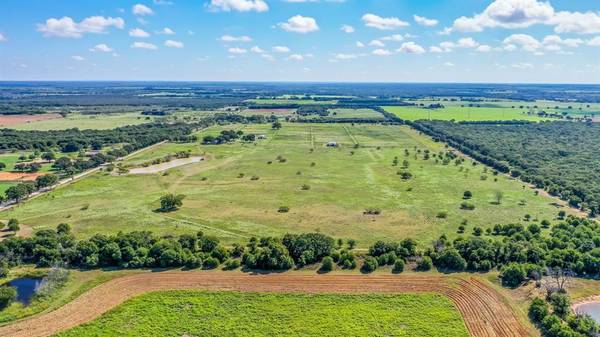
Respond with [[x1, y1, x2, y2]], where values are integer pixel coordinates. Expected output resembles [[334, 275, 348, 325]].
[[384, 106, 556, 122]]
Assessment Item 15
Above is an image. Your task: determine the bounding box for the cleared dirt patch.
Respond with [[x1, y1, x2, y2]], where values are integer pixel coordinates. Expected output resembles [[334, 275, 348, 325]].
[[0, 272, 529, 337], [128, 157, 204, 174], [0, 114, 62, 127], [0, 172, 44, 182]]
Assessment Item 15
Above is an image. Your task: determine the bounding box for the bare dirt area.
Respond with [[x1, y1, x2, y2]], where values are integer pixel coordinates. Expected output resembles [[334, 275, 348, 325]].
[[0, 172, 44, 182], [0, 114, 62, 127], [0, 272, 529, 337], [128, 156, 204, 174]]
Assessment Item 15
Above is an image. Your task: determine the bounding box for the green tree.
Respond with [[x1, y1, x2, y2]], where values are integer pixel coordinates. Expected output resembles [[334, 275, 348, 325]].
[[528, 298, 549, 324], [272, 121, 282, 130], [463, 191, 472, 199], [549, 293, 571, 319], [361, 256, 378, 273], [500, 263, 526, 288], [7, 219, 19, 233], [393, 259, 405, 273], [0, 286, 17, 309], [417, 256, 433, 271], [159, 194, 185, 212]]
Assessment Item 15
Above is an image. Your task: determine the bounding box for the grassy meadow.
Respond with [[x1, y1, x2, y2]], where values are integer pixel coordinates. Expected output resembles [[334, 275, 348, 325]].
[[384, 106, 555, 122], [11, 113, 153, 131], [2, 123, 567, 246], [57, 291, 468, 337]]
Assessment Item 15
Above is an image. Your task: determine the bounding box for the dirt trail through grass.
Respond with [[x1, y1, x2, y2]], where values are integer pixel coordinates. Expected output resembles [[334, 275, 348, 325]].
[[0, 272, 530, 337]]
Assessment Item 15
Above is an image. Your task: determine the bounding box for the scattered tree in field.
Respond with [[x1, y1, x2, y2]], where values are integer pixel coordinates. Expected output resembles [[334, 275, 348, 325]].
[[278, 206, 290, 213], [494, 191, 504, 205], [0, 163, 5, 171], [549, 293, 571, 319], [463, 191, 472, 199], [528, 298, 549, 324], [159, 194, 185, 212], [272, 121, 282, 129], [500, 263, 526, 288], [7, 219, 19, 233], [347, 239, 356, 250], [35, 174, 59, 190], [41, 152, 55, 161]]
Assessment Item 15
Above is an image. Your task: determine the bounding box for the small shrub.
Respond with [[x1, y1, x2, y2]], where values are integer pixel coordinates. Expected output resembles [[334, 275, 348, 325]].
[[203, 257, 220, 270], [472, 227, 483, 236], [250, 176, 260, 181], [224, 259, 241, 270], [436, 211, 448, 219], [278, 206, 290, 213], [417, 256, 433, 271], [320, 256, 334, 273], [363, 208, 381, 215], [393, 259, 405, 273], [301, 184, 311, 191], [460, 202, 475, 210], [500, 263, 526, 288], [528, 298, 549, 324], [463, 191, 472, 199], [361, 256, 378, 273]]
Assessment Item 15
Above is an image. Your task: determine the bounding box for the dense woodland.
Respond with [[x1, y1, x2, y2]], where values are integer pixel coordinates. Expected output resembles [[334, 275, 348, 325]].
[[412, 121, 600, 216]]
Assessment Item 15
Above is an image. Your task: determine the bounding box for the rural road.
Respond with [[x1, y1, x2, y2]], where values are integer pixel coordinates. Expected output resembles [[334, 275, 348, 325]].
[[0, 271, 530, 337]]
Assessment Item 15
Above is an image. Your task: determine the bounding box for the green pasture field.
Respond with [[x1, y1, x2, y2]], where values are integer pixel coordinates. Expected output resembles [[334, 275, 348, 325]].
[[0, 182, 15, 195], [384, 106, 556, 122], [3, 123, 566, 246], [405, 99, 600, 116], [0, 153, 53, 173], [57, 291, 468, 337], [326, 108, 385, 120], [12, 112, 154, 131]]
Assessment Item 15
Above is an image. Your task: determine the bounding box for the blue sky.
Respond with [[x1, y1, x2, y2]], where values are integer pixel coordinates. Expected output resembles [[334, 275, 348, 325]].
[[0, 0, 599, 83]]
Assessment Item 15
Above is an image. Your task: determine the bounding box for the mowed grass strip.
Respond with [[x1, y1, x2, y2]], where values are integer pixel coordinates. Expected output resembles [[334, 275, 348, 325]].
[[57, 291, 469, 337], [4, 123, 563, 246], [383, 106, 555, 122]]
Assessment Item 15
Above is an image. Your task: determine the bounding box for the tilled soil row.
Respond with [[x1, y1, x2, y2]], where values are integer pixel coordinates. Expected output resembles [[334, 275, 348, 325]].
[[0, 272, 529, 337]]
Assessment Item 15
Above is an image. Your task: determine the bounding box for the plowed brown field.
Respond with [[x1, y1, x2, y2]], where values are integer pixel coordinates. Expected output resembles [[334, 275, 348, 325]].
[[0, 114, 61, 127], [0, 272, 531, 337]]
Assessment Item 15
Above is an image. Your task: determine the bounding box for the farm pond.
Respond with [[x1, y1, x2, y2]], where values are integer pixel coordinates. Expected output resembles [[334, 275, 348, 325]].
[[8, 277, 43, 305], [575, 302, 600, 323]]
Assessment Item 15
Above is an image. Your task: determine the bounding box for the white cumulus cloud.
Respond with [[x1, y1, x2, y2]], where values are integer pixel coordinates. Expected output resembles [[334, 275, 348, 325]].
[[278, 15, 319, 33], [89, 43, 114, 52], [340, 24, 354, 33], [220, 35, 252, 42], [133, 4, 154, 16], [131, 41, 158, 49], [37, 16, 124, 38], [362, 13, 409, 30], [272, 46, 291, 53], [397, 41, 426, 54], [208, 0, 268, 12], [414, 15, 438, 27], [164, 39, 184, 48], [228, 47, 247, 54], [129, 28, 150, 37]]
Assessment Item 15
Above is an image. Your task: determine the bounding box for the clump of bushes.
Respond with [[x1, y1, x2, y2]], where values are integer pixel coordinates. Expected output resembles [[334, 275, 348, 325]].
[[363, 208, 381, 215], [278, 206, 290, 213], [460, 202, 475, 210]]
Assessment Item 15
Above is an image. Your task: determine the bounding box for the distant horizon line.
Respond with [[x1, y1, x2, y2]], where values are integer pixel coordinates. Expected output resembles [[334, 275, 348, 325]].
[[1, 80, 599, 86]]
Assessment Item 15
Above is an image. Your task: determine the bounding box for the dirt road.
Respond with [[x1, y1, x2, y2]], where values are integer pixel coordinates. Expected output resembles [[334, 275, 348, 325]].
[[0, 272, 530, 337]]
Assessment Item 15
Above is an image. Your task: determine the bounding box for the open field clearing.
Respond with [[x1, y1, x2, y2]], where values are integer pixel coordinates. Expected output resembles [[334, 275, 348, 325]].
[[2, 123, 566, 245], [0, 272, 529, 337], [0, 114, 62, 127], [11, 113, 152, 131], [0, 153, 53, 173], [384, 106, 555, 122], [0, 172, 44, 182]]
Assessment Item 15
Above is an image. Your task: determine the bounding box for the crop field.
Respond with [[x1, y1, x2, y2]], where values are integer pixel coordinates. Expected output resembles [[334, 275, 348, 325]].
[[11, 112, 153, 131], [3, 123, 566, 246], [0, 114, 62, 128], [319, 108, 385, 120], [384, 106, 555, 122], [1, 272, 530, 337], [57, 291, 467, 337]]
